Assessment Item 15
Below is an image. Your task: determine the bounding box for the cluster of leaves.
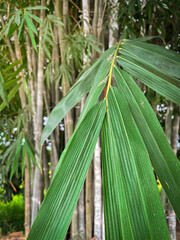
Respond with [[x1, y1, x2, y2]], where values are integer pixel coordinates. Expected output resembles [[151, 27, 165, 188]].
[[109, 0, 180, 49], [0, 194, 24, 235], [0, 4, 47, 50], [0, 60, 22, 111], [28, 38, 180, 239]]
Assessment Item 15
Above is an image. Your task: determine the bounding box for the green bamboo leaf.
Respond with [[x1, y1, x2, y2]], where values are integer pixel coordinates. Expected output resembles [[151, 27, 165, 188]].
[[6, 23, 18, 38], [121, 40, 180, 78], [26, 23, 37, 51], [41, 46, 116, 145], [47, 14, 63, 26], [10, 136, 22, 180], [24, 78, 33, 111], [114, 67, 180, 220], [21, 142, 26, 178], [102, 86, 169, 239], [15, 11, 21, 26], [18, 17, 25, 39], [28, 101, 106, 240], [5, 77, 21, 89], [0, 71, 8, 106], [4, 16, 14, 36], [0, 82, 22, 111], [119, 48, 180, 88], [4, 65, 24, 80], [6, 151, 15, 173], [117, 55, 180, 105], [3, 60, 21, 73], [25, 140, 39, 170], [76, 57, 111, 128], [26, 11, 43, 25], [25, 14, 38, 35], [0, 24, 8, 40], [26, 6, 48, 10]]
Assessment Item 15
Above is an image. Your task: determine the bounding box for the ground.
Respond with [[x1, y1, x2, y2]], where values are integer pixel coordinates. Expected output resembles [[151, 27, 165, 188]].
[[1, 222, 180, 240]]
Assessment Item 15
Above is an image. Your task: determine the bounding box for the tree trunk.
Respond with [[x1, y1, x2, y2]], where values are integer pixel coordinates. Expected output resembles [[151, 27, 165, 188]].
[[42, 144, 49, 191], [24, 157, 31, 237], [108, 0, 119, 48], [31, 0, 46, 224], [54, 0, 75, 236], [94, 138, 102, 240], [43, 90, 58, 179], [86, 163, 93, 240], [168, 105, 179, 240], [164, 101, 177, 240], [13, 30, 31, 236], [162, 102, 173, 212]]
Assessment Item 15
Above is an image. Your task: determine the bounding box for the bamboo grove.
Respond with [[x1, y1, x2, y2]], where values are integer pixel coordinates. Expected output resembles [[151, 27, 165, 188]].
[[0, 0, 180, 239]]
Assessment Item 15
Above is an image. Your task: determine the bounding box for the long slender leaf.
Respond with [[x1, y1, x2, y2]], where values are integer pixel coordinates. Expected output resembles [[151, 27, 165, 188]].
[[121, 40, 180, 78], [26, 6, 48, 10], [18, 17, 25, 39], [102, 86, 169, 239], [26, 11, 43, 25], [76, 57, 112, 128], [0, 71, 8, 106], [5, 77, 21, 89], [117, 55, 180, 105], [27, 23, 37, 51], [41, 46, 116, 145], [119, 48, 180, 88], [15, 11, 21, 26], [4, 65, 24, 81], [3, 60, 21, 73], [114, 67, 180, 220], [5, 16, 14, 36], [28, 101, 106, 240], [25, 14, 38, 35], [0, 82, 22, 111], [10, 136, 22, 180]]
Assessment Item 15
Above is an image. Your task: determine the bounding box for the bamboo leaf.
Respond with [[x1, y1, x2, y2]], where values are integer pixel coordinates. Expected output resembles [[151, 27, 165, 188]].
[[26, 23, 37, 51], [24, 78, 33, 111], [28, 101, 106, 240], [25, 14, 38, 35], [114, 67, 180, 220], [5, 77, 21, 89], [10, 136, 22, 180], [3, 60, 21, 73], [26, 6, 48, 10], [15, 11, 21, 26], [117, 55, 180, 105], [26, 11, 43, 25], [21, 143, 26, 178], [4, 65, 24, 81], [47, 14, 63, 26], [121, 40, 180, 78], [6, 23, 18, 38], [18, 17, 25, 39], [102, 86, 169, 239], [25, 141, 39, 170], [0, 24, 8, 40], [119, 48, 180, 88], [4, 16, 14, 36], [0, 71, 8, 106], [41, 46, 116, 145], [0, 82, 22, 111]]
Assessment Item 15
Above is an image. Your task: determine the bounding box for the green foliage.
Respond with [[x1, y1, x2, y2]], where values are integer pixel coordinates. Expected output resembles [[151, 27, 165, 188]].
[[0, 4, 47, 50], [29, 39, 180, 239], [0, 60, 22, 111], [0, 194, 24, 236]]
